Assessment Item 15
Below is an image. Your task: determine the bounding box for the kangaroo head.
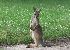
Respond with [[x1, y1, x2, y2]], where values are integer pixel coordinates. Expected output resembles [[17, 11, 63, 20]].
[[33, 7, 41, 17]]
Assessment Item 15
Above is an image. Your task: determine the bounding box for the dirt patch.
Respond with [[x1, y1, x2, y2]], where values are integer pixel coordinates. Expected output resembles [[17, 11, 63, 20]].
[[1, 38, 70, 50], [3, 44, 70, 50]]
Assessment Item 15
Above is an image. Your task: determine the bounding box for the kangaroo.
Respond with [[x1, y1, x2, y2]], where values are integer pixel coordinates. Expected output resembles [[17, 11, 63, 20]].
[[26, 7, 46, 48]]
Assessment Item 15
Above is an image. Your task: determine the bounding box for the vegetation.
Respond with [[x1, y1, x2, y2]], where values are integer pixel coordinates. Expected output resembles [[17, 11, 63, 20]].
[[0, 0, 70, 45]]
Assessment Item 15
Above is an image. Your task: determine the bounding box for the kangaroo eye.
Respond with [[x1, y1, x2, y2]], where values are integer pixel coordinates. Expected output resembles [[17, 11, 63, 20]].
[[34, 13, 36, 15]]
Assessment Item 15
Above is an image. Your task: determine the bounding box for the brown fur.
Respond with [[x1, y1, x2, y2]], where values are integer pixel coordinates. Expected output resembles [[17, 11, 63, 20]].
[[26, 7, 46, 48]]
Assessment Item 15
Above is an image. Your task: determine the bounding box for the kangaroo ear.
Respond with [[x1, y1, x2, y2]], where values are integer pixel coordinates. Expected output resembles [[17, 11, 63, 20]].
[[33, 7, 36, 12]]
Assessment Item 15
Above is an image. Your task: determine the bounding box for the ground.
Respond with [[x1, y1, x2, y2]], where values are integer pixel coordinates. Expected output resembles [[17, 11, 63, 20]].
[[0, 41, 70, 50], [0, 44, 70, 50]]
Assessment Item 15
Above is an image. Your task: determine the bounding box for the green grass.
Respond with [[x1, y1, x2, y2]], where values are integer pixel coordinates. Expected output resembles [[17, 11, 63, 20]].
[[0, 0, 70, 45]]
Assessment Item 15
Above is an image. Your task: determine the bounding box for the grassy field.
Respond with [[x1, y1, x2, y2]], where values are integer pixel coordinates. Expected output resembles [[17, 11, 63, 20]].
[[0, 0, 70, 45]]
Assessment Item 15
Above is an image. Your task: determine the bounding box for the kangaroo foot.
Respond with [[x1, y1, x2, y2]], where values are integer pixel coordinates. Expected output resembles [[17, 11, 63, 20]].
[[26, 44, 38, 48]]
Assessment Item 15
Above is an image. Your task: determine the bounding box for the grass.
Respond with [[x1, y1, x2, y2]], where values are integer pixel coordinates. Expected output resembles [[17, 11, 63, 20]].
[[0, 0, 70, 45]]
